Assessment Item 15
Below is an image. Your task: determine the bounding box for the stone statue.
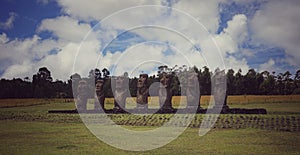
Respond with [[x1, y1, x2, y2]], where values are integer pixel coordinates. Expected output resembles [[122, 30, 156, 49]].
[[136, 74, 149, 109], [186, 71, 200, 109], [113, 75, 129, 111], [159, 72, 173, 110], [212, 69, 228, 111], [77, 80, 89, 111], [95, 79, 105, 110]]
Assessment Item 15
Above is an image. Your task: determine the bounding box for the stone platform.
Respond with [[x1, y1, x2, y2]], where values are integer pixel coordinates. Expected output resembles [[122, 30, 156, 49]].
[[48, 108, 267, 114]]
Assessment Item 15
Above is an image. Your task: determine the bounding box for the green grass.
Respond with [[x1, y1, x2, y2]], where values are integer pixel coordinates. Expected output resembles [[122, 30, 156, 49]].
[[0, 121, 299, 155], [0, 99, 300, 154]]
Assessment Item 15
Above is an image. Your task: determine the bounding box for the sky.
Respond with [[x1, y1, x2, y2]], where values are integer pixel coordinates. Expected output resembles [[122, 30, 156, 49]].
[[0, 0, 299, 81]]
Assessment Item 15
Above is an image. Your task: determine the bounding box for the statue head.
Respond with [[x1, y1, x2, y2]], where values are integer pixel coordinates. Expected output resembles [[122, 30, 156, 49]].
[[187, 72, 198, 87], [95, 79, 104, 92], [77, 80, 88, 96], [115, 75, 128, 89], [160, 72, 172, 88], [137, 74, 148, 88], [79, 80, 87, 85], [214, 69, 226, 86]]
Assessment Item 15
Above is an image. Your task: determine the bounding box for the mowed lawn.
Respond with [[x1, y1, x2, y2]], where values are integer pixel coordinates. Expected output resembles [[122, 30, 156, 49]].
[[1, 121, 299, 155], [0, 96, 300, 154]]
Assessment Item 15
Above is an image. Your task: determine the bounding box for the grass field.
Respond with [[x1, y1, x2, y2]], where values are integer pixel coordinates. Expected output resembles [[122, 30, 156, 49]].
[[0, 96, 300, 154]]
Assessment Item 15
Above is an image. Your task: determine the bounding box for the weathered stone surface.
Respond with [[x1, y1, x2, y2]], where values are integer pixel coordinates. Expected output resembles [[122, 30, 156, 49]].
[[77, 80, 89, 111], [159, 73, 173, 110], [95, 79, 105, 110], [212, 69, 228, 112], [136, 74, 149, 109], [113, 75, 129, 110], [186, 72, 200, 109]]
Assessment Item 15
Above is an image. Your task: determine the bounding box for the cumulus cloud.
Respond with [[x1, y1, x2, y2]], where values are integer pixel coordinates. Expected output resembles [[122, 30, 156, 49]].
[[1, 61, 34, 79], [0, 12, 17, 30], [2, 0, 297, 80], [214, 14, 248, 55], [258, 58, 275, 73], [1, 15, 100, 80], [1, 0, 249, 80], [1, 35, 100, 80], [0, 34, 42, 78], [38, 16, 96, 42], [201, 14, 250, 72], [251, 0, 300, 68], [1, 14, 106, 80], [0, 33, 9, 44], [172, 0, 223, 33], [0, 35, 41, 65], [40, 39, 100, 80], [56, 0, 161, 21]]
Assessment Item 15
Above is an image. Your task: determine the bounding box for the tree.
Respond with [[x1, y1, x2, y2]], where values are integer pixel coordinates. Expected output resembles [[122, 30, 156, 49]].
[[283, 71, 293, 94], [226, 69, 235, 95], [245, 69, 255, 94], [94, 68, 102, 80], [33, 67, 53, 83], [294, 70, 300, 93], [259, 71, 276, 95], [276, 73, 284, 94], [32, 67, 53, 98], [234, 69, 244, 95], [24, 77, 30, 82], [199, 66, 211, 95], [102, 68, 110, 78], [292, 70, 300, 94], [158, 65, 168, 75]]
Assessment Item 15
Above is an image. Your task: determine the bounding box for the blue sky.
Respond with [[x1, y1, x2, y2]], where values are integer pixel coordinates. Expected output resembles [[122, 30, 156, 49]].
[[0, 0, 61, 38], [0, 0, 299, 80]]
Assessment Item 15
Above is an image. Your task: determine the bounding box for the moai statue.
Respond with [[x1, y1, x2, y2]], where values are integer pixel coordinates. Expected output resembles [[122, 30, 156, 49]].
[[77, 80, 89, 111], [212, 69, 228, 112], [159, 72, 173, 111], [186, 71, 201, 110], [136, 74, 149, 110], [95, 79, 105, 110], [113, 75, 129, 111]]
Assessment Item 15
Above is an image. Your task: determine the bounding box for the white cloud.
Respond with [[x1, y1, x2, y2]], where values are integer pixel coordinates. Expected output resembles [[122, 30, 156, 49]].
[[39, 40, 100, 80], [223, 14, 248, 43], [0, 35, 41, 66], [172, 0, 223, 33], [0, 12, 17, 30], [93, 2, 251, 75], [259, 58, 275, 72], [57, 0, 161, 21], [5, 0, 294, 80], [1, 61, 34, 79], [0, 34, 64, 79], [199, 14, 250, 72], [38, 16, 96, 42], [0, 33, 9, 44], [251, 0, 300, 68], [1, 15, 101, 80], [104, 43, 167, 77], [1, 35, 100, 80], [214, 14, 248, 55], [225, 56, 249, 74]]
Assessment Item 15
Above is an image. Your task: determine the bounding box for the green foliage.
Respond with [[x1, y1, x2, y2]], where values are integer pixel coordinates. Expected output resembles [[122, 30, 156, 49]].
[[292, 88, 300, 94], [1, 100, 300, 154], [1, 66, 300, 98]]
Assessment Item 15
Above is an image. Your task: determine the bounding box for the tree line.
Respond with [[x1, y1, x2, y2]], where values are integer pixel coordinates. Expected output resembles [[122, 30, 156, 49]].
[[0, 66, 299, 99]]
